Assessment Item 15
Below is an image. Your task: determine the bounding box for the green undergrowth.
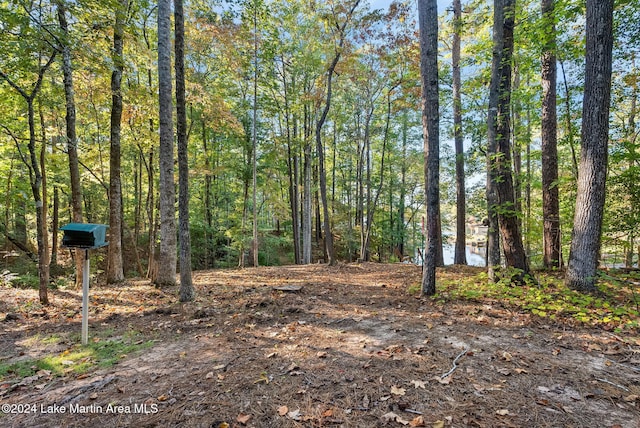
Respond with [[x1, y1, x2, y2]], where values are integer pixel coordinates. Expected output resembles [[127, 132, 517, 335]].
[[0, 329, 154, 382], [429, 267, 640, 332]]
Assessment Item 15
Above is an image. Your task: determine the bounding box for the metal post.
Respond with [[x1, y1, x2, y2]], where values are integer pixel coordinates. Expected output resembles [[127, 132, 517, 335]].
[[82, 249, 90, 345]]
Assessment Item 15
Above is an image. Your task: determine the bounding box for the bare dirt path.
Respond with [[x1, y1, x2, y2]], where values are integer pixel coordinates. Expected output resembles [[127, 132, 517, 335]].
[[1, 263, 639, 427]]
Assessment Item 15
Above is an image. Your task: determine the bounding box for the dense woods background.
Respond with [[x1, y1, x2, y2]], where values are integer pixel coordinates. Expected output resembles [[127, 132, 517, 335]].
[[1, 0, 639, 301]]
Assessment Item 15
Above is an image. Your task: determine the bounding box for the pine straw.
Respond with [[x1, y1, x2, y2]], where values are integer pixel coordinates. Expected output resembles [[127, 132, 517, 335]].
[[1, 263, 639, 427]]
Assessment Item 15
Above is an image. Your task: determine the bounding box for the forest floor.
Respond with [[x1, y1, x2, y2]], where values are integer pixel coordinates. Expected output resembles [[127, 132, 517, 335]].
[[1, 263, 639, 428]]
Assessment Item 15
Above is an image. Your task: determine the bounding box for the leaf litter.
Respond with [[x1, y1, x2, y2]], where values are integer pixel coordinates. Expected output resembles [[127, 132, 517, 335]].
[[0, 263, 639, 427]]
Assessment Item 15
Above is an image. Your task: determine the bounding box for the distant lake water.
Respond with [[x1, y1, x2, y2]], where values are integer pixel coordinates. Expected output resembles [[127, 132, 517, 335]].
[[415, 244, 486, 267]]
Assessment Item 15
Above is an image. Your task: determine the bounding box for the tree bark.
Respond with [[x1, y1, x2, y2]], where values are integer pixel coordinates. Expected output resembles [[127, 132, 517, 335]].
[[107, 0, 127, 283], [541, 0, 561, 269], [418, 0, 440, 296], [315, 0, 361, 266], [452, 0, 467, 265], [0, 53, 56, 305], [56, 0, 84, 287], [156, 0, 177, 286], [175, 0, 194, 301], [302, 106, 312, 264], [487, 0, 530, 283], [566, 0, 614, 292]]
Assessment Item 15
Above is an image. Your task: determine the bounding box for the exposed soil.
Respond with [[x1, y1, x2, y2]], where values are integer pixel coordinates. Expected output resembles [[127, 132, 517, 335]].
[[1, 263, 639, 427]]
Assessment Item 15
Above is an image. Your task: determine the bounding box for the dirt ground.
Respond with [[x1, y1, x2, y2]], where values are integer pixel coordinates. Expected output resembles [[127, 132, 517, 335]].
[[1, 263, 639, 427]]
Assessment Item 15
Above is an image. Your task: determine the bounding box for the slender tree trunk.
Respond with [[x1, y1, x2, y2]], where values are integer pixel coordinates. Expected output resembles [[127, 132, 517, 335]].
[[362, 90, 392, 262], [283, 64, 301, 264], [157, 0, 177, 285], [39, 106, 50, 277], [487, 0, 530, 283], [566, 0, 614, 292], [252, 4, 259, 268], [57, 0, 84, 287], [107, 0, 127, 283], [1, 53, 55, 304], [418, 0, 440, 296], [302, 120, 312, 264], [541, 0, 561, 269], [512, 65, 523, 224], [51, 186, 59, 266], [452, 0, 467, 265], [203, 123, 213, 268], [175, 0, 194, 301], [316, 0, 361, 266], [560, 60, 579, 181]]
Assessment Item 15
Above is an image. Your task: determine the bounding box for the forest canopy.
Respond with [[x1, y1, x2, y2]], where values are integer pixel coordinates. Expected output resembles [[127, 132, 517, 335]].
[[0, 0, 638, 299]]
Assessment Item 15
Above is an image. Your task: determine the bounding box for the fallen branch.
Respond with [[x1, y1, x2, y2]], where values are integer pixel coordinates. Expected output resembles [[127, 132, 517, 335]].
[[441, 347, 469, 379]]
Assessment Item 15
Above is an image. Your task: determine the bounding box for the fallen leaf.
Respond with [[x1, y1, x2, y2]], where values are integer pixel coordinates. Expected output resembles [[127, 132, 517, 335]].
[[391, 385, 406, 396], [287, 409, 302, 421], [362, 394, 370, 409], [431, 421, 444, 428], [411, 380, 427, 389], [213, 364, 226, 370], [322, 409, 334, 417], [496, 409, 509, 416], [236, 414, 251, 424], [434, 375, 452, 385], [501, 351, 512, 362], [90, 393, 98, 400], [409, 415, 426, 427], [514, 368, 528, 374], [382, 412, 410, 425], [277, 405, 288, 416], [497, 368, 511, 376], [205, 372, 215, 379], [623, 395, 639, 402]]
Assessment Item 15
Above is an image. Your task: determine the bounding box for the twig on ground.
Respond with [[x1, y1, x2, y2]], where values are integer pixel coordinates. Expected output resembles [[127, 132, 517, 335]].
[[595, 377, 629, 391], [441, 347, 469, 379]]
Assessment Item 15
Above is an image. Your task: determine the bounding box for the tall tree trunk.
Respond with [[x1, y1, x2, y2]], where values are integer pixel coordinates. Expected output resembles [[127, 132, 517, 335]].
[[157, 0, 177, 286], [560, 60, 579, 181], [57, 0, 84, 287], [203, 122, 213, 268], [362, 88, 393, 262], [0, 53, 56, 305], [107, 0, 127, 283], [51, 186, 59, 266], [487, 0, 530, 283], [252, 4, 259, 268], [452, 0, 467, 265], [302, 110, 312, 264], [565, 0, 614, 292], [418, 0, 440, 296], [175, 0, 194, 301], [541, 0, 561, 269], [283, 63, 301, 264], [316, 0, 361, 266]]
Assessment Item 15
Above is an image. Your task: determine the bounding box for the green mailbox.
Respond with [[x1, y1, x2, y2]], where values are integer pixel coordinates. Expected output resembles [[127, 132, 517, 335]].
[[61, 223, 108, 249]]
